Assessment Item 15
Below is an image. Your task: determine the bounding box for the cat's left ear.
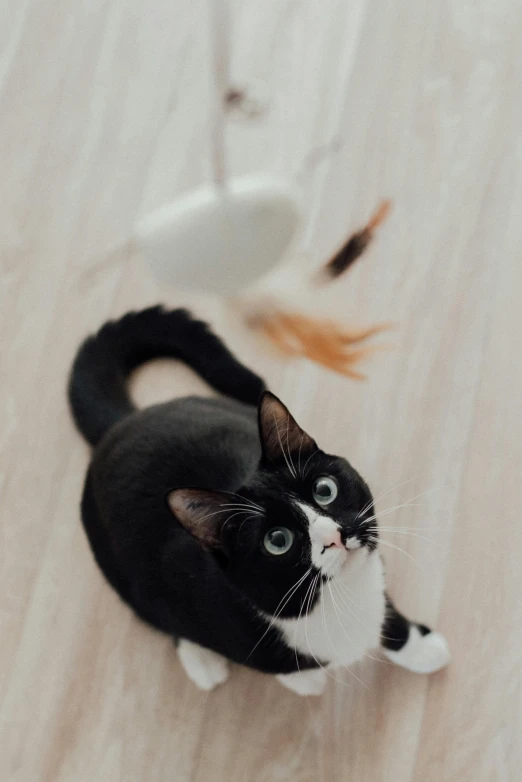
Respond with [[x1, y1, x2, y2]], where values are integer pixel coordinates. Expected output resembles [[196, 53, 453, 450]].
[[167, 488, 232, 550], [258, 391, 317, 467]]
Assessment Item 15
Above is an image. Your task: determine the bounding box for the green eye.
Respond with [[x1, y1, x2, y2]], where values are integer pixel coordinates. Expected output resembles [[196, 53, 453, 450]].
[[263, 527, 295, 556], [313, 476, 338, 506]]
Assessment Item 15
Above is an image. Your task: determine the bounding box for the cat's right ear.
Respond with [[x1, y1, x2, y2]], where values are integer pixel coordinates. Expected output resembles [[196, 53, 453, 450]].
[[258, 391, 317, 466], [167, 488, 231, 549]]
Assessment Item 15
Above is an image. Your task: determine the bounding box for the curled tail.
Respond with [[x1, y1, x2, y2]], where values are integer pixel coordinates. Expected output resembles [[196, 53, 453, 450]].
[[68, 306, 265, 447]]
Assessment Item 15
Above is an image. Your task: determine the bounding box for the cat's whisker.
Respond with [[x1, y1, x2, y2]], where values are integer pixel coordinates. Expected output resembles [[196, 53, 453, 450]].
[[356, 474, 425, 519], [222, 491, 264, 513], [302, 576, 368, 690], [330, 580, 368, 625], [294, 574, 317, 663], [359, 488, 440, 526], [289, 574, 321, 704], [328, 582, 385, 665], [236, 514, 261, 536], [292, 654, 308, 712], [330, 581, 382, 662], [192, 507, 261, 534], [320, 578, 340, 659], [303, 574, 319, 640], [378, 488, 439, 515], [188, 501, 261, 527], [282, 414, 298, 479], [191, 507, 245, 525], [323, 581, 356, 656], [366, 526, 445, 548], [303, 576, 331, 670], [368, 535, 428, 569], [297, 434, 305, 479], [330, 577, 365, 613], [219, 503, 263, 515], [270, 568, 313, 624], [220, 506, 263, 517], [246, 568, 313, 661], [329, 580, 390, 664], [371, 524, 449, 531], [219, 508, 262, 517], [273, 412, 297, 479], [222, 510, 260, 532], [305, 574, 368, 689], [296, 575, 314, 626], [360, 502, 423, 525], [285, 413, 298, 480], [302, 450, 320, 479], [359, 500, 426, 526]]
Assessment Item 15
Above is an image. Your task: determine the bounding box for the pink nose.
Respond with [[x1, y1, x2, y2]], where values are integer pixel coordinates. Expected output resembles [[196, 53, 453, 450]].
[[322, 529, 344, 550]]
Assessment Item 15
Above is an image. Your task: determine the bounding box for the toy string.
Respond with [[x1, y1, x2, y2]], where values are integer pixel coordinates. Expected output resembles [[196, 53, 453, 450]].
[[208, 0, 230, 190]]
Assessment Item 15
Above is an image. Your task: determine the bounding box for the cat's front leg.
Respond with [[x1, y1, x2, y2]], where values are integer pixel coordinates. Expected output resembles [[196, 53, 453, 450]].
[[177, 639, 229, 691], [276, 667, 327, 696], [381, 595, 450, 674]]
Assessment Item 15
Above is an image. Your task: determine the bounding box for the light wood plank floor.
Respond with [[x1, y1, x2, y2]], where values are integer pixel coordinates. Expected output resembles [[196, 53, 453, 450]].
[[1, 1, 521, 780]]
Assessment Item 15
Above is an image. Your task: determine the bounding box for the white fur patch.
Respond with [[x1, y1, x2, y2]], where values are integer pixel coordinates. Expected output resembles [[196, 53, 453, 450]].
[[177, 639, 229, 690], [295, 501, 349, 576], [277, 668, 327, 696], [383, 626, 451, 674], [275, 550, 386, 668]]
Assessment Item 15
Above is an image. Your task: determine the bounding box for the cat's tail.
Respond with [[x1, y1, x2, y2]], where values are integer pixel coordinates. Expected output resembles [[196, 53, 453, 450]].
[[68, 306, 265, 447]]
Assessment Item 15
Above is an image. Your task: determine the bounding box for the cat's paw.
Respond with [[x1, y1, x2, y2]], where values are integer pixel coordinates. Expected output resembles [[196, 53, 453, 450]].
[[177, 639, 229, 691], [276, 668, 327, 696], [384, 625, 450, 674]]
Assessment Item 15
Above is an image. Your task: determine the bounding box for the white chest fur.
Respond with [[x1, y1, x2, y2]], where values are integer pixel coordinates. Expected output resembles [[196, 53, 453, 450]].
[[275, 551, 386, 667]]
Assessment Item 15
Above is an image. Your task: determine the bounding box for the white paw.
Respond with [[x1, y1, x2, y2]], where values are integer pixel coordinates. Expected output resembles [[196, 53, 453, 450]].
[[384, 627, 451, 674], [177, 639, 229, 691], [276, 667, 327, 696]]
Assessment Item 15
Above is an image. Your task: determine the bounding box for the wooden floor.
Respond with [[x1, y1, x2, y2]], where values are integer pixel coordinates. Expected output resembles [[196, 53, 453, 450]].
[[2, 1, 522, 780]]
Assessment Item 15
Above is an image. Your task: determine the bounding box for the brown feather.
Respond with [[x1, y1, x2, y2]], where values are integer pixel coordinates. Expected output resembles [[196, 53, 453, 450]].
[[322, 199, 391, 279], [252, 313, 390, 379]]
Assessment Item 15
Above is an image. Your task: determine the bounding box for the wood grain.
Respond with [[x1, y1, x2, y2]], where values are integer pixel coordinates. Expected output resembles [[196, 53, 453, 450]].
[[1, 1, 521, 780]]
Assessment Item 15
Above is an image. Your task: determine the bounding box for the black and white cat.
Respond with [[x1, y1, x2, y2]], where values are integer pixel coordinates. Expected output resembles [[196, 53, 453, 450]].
[[69, 306, 450, 695]]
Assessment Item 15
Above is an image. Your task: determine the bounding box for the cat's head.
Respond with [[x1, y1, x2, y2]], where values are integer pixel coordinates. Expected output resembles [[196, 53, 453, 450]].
[[167, 392, 378, 618]]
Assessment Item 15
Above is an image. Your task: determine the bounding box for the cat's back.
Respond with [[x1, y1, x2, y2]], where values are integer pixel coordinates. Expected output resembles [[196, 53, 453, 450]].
[[91, 394, 260, 500]]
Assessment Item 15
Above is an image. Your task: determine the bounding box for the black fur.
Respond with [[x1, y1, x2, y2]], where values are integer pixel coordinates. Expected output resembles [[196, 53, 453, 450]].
[[69, 307, 379, 674], [381, 595, 431, 651], [325, 230, 373, 278], [68, 306, 264, 446]]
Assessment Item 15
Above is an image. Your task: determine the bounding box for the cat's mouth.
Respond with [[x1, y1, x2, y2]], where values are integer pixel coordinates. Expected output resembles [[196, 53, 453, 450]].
[[320, 536, 367, 578], [321, 541, 342, 554], [321, 539, 360, 555], [320, 545, 350, 575]]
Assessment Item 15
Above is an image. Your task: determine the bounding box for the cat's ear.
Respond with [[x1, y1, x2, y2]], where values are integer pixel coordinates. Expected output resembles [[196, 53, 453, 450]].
[[167, 488, 231, 549], [258, 391, 317, 466]]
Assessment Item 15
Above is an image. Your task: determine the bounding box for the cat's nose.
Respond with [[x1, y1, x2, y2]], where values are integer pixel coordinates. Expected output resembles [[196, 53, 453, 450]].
[[322, 528, 344, 550], [309, 516, 345, 551]]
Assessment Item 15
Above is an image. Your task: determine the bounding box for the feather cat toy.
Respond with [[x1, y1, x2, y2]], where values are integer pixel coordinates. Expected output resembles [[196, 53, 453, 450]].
[[244, 199, 391, 378]]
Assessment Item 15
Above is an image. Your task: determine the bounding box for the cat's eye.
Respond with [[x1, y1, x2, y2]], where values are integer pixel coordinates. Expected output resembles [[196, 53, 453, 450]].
[[313, 476, 338, 506], [263, 527, 295, 556]]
